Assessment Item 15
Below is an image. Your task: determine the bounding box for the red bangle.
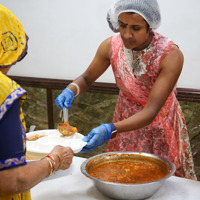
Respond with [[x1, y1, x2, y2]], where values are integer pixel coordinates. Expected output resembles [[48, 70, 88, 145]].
[[46, 155, 56, 172], [45, 157, 54, 176], [46, 155, 55, 162]]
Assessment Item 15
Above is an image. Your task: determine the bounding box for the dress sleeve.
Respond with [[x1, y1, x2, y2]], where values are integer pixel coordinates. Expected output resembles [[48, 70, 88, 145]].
[[0, 100, 26, 171]]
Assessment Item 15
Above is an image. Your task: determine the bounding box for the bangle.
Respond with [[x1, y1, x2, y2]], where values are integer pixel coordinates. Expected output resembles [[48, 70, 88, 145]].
[[45, 157, 54, 176], [67, 83, 80, 97], [52, 153, 61, 168], [108, 123, 117, 134], [46, 155, 56, 172]]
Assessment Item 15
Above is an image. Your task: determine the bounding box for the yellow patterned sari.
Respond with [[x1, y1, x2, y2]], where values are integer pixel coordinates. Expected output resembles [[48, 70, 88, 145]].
[[0, 5, 31, 200], [0, 72, 31, 200], [0, 73, 31, 200]]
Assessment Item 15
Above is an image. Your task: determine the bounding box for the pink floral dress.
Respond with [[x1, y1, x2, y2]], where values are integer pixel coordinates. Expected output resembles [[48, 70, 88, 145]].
[[106, 31, 196, 180]]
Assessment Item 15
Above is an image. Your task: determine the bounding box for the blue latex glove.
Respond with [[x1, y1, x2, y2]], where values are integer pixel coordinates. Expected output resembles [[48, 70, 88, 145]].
[[80, 123, 116, 153], [55, 88, 74, 109]]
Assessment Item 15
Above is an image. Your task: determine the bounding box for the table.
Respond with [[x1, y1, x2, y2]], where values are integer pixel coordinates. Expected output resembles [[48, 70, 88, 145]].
[[31, 156, 200, 200]]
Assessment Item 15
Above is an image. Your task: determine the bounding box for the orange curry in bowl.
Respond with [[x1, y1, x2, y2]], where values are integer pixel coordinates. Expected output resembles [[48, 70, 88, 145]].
[[87, 154, 169, 184]]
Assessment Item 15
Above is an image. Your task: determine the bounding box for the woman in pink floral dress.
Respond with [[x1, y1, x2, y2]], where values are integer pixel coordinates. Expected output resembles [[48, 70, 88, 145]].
[[55, 0, 196, 179], [106, 31, 196, 179]]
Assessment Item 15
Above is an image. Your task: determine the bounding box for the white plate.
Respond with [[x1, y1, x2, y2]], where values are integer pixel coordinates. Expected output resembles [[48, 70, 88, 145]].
[[26, 129, 87, 154]]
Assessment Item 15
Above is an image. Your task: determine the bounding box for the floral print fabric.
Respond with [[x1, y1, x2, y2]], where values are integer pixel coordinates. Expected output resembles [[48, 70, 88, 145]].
[[106, 31, 196, 180]]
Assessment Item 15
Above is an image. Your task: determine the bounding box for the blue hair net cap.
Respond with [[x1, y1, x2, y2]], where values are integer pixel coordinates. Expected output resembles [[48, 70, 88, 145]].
[[107, 0, 161, 32]]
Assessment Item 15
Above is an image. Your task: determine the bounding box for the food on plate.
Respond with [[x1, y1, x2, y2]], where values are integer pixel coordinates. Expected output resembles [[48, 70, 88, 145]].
[[26, 153, 43, 160], [58, 121, 78, 136], [88, 160, 169, 184], [27, 134, 47, 141]]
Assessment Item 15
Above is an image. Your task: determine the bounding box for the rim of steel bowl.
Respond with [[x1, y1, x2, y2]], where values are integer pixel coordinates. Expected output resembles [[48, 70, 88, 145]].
[[80, 151, 176, 186]]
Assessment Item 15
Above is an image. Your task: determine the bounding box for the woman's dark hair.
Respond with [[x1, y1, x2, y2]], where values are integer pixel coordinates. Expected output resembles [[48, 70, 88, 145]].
[[127, 12, 150, 31]]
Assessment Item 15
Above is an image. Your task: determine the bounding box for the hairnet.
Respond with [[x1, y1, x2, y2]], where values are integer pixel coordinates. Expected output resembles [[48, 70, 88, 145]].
[[107, 0, 161, 32], [0, 5, 28, 68]]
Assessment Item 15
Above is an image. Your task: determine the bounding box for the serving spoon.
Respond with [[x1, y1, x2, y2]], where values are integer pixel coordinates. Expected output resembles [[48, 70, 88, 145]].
[[63, 107, 68, 122]]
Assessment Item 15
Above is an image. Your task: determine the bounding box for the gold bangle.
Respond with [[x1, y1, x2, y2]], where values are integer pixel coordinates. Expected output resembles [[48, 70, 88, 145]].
[[46, 155, 56, 171], [47, 155, 56, 166], [52, 153, 61, 168], [52, 153, 61, 161], [45, 157, 54, 176]]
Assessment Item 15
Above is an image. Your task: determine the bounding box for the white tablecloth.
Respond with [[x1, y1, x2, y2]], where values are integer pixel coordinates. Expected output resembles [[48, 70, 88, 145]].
[[31, 156, 200, 200]]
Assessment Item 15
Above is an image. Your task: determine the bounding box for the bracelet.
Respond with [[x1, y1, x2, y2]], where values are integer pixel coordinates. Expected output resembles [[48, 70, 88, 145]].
[[52, 153, 62, 168], [46, 155, 56, 172], [108, 123, 117, 134], [45, 157, 55, 176], [67, 83, 80, 97]]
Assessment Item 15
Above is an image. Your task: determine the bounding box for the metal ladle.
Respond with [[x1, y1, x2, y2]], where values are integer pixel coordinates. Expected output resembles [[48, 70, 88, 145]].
[[63, 107, 68, 122]]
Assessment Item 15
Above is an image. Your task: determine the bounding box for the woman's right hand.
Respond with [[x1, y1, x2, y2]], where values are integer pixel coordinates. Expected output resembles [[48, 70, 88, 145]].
[[55, 88, 74, 109], [50, 145, 74, 170]]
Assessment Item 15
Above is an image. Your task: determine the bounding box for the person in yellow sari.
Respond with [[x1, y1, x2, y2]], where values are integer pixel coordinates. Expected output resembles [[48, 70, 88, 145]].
[[0, 5, 74, 200]]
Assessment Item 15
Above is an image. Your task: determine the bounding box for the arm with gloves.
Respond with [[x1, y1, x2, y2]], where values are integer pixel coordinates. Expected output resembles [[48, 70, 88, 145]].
[[55, 38, 111, 110], [80, 123, 116, 153]]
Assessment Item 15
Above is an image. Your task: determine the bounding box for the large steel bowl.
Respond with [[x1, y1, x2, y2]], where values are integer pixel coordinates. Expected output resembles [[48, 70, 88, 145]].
[[80, 152, 176, 200]]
